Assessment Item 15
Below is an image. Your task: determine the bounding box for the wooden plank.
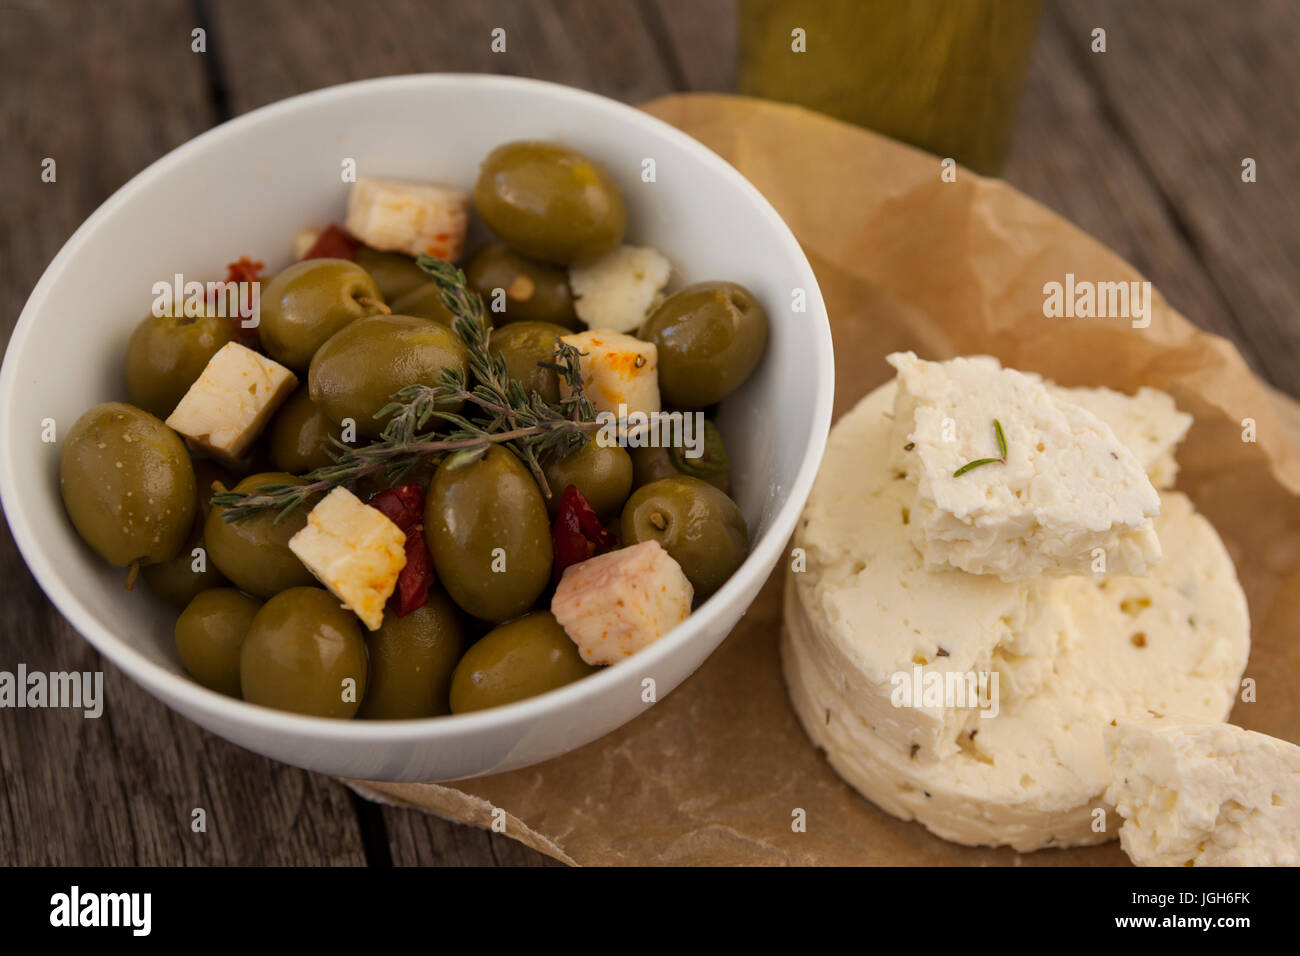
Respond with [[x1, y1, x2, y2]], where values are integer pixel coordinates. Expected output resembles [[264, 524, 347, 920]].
[[1052, 0, 1300, 396], [206, 0, 679, 116], [0, 0, 368, 866], [999, 4, 1251, 368], [645, 0, 738, 92]]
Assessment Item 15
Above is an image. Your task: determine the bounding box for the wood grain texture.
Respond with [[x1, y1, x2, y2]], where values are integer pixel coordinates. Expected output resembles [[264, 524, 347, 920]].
[[0, 0, 367, 867], [204, 0, 679, 115], [1035, 0, 1299, 394]]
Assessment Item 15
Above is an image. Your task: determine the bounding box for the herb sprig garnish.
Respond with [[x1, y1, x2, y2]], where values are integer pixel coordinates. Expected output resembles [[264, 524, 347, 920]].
[[952, 419, 1008, 477], [211, 256, 597, 523]]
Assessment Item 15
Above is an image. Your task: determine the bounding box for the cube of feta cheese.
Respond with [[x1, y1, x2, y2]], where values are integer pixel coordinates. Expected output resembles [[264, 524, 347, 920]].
[[559, 329, 660, 420], [569, 245, 672, 334], [551, 540, 692, 665], [288, 487, 408, 631], [1105, 717, 1300, 867], [887, 351, 1162, 581], [165, 342, 297, 466], [345, 176, 470, 262]]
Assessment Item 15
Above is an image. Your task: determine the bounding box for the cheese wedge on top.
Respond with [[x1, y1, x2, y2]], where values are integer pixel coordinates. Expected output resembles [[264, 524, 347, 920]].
[[289, 487, 407, 631], [783, 380, 1249, 851], [1105, 717, 1300, 867], [1053, 385, 1192, 490], [887, 352, 1162, 581], [166, 342, 297, 467]]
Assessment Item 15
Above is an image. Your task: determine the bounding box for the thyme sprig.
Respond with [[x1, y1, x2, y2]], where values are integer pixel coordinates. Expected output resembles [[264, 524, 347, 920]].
[[211, 256, 597, 523], [952, 419, 1008, 477]]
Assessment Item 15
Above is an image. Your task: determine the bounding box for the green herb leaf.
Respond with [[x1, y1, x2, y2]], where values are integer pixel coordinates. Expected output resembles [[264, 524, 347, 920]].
[[952, 457, 1003, 477], [994, 418, 1007, 460]]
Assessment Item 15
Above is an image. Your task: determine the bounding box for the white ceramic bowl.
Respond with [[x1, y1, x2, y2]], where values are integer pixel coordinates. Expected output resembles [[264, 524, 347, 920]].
[[0, 75, 833, 781]]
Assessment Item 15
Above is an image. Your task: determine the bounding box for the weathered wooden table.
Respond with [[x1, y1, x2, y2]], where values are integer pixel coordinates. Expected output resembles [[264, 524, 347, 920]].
[[2, 0, 1296, 866]]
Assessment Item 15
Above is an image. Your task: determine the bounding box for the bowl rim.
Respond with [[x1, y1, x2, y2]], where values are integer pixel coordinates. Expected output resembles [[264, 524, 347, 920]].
[[0, 73, 834, 744]]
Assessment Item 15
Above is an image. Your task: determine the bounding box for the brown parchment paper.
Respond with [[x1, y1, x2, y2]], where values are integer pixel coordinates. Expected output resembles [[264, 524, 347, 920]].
[[348, 94, 1300, 866]]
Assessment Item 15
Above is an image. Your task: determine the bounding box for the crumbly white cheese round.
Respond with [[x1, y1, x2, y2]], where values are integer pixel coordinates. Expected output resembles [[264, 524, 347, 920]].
[[783, 382, 1250, 851]]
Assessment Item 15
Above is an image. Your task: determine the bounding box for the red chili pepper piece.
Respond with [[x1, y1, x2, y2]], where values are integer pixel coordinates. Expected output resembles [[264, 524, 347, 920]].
[[217, 256, 265, 350], [367, 484, 432, 617], [394, 527, 433, 617], [367, 484, 424, 532], [551, 485, 615, 581], [303, 224, 360, 261]]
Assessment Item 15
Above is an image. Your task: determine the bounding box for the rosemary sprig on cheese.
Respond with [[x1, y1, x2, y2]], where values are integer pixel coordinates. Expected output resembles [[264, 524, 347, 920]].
[[953, 419, 1008, 477], [212, 258, 598, 523]]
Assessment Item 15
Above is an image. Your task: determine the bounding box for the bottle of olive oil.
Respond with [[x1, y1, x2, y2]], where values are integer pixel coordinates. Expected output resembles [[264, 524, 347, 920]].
[[738, 0, 1042, 175]]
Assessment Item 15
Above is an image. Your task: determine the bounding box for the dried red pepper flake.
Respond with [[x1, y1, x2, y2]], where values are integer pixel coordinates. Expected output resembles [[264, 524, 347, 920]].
[[551, 485, 615, 581], [210, 256, 265, 350], [393, 527, 433, 617], [367, 484, 424, 532], [367, 483, 432, 618], [303, 224, 360, 261], [224, 255, 264, 284]]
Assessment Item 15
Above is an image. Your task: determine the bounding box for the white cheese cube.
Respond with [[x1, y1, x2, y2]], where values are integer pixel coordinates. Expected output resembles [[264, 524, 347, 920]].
[[559, 329, 660, 420], [551, 540, 692, 665], [1105, 717, 1300, 867], [887, 351, 1162, 581], [1053, 385, 1192, 489], [292, 226, 321, 261], [345, 176, 469, 262], [569, 245, 672, 334], [288, 487, 407, 631], [165, 342, 297, 466]]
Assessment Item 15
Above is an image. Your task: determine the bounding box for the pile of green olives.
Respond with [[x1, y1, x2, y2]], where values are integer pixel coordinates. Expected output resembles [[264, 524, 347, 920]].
[[58, 137, 768, 722]]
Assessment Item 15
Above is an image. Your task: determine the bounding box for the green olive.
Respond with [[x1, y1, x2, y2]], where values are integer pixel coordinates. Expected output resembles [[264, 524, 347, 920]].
[[474, 141, 626, 265], [259, 258, 385, 371], [466, 241, 580, 329], [142, 459, 232, 603], [175, 588, 261, 697], [425, 446, 552, 622], [354, 247, 429, 302], [204, 472, 318, 598], [389, 282, 457, 326], [240, 587, 367, 718], [60, 402, 196, 567], [449, 611, 595, 714], [628, 419, 730, 493], [267, 386, 341, 475], [309, 314, 468, 439], [487, 320, 570, 405], [639, 281, 768, 408], [620, 476, 748, 600], [124, 309, 232, 419], [358, 587, 465, 719], [542, 439, 632, 519]]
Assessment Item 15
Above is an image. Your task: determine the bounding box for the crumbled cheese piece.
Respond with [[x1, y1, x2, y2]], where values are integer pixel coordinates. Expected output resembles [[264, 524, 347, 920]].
[[552, 540, 692, 665], [560, 329, 660, 419], [1105, 717, 1300, 867], [887, 351, 1162, 580], [165, 342, 297, 466], [289, 487, 407, 631], [569, 245, 672, 333], [345, 176, 469, 262]]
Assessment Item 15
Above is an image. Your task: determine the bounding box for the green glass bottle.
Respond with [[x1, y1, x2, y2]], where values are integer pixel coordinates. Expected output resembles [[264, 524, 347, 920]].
[[739, 0, 1042, 175]]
